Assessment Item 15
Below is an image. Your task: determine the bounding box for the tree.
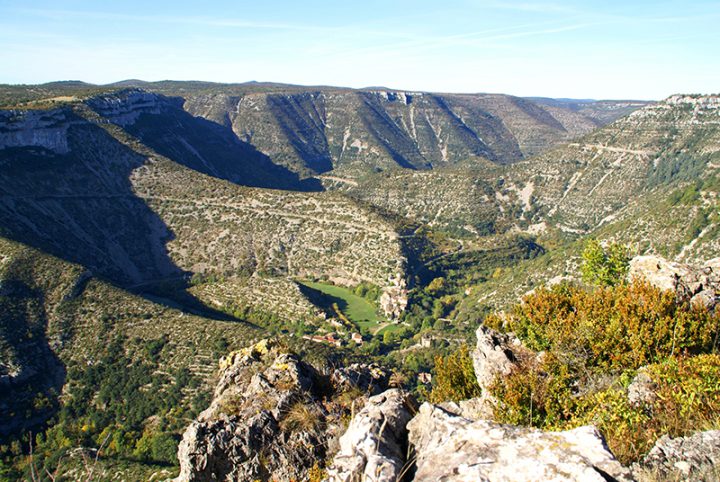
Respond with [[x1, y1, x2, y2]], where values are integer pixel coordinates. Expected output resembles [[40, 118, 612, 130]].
[[580, 239, 629, 287], [426, 277, 447, 295]]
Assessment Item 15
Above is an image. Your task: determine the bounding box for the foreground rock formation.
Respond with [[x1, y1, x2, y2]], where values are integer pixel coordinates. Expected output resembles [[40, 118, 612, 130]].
[[326, 389, 414, 482], [633, 430, 720, 481], [175, 334, 720, 482], [174, 340, 391, 482]]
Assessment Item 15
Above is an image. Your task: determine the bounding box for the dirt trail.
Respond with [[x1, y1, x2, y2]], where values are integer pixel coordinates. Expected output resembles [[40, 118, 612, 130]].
[[570, 143, 656, 156]]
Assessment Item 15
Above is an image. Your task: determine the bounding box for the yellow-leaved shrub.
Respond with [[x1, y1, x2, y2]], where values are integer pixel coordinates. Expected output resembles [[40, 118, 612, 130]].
[[484, 280, 720, 464]]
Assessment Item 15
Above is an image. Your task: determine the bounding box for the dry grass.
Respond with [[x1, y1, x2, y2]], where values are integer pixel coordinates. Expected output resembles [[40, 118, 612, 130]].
[[279, 402, 324, 433]]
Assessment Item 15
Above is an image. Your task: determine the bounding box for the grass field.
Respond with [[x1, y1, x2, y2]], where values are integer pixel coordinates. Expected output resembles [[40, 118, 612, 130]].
[[299, 281, 384, 331], [375, 323, 405, 336]]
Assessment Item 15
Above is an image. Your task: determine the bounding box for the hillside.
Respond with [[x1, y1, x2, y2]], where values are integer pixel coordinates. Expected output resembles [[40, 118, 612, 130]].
[[452, 95, 720, 317], [0, 234, 259, 479], [0, 91, 404, 292], [183, 88, 639, 176], [522, 94, 720, 235], [0, 81, 644, 178]]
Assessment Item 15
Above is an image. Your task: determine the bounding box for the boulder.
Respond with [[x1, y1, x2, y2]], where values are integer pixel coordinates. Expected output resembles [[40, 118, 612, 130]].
[[633, 430, 720, 481], [629, 255, 720, 311], [326, 389, 414, 482], [331, 363, 390, 396], [627, 367, 657, 406], [407, 403, 634, 482]]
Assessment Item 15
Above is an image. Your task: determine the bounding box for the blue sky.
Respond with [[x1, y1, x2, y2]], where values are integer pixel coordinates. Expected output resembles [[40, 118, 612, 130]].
[[0, 0, 718, 99]]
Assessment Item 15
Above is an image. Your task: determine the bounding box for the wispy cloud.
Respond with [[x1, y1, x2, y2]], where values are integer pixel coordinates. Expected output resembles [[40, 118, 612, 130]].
[[12, 7, 324, 31], [310, 19, 593, 61], [9, 7, 427, 41]]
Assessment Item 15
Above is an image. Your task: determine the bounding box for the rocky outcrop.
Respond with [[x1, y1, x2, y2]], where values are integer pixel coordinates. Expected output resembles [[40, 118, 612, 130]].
[[469, 325, 522, 417], [407, 403, 634, 482], [633, 430, 720, 481], [629, 255, 720, 312], [175, 343, 323, 482], [326, 389, 414, 482], [86, 89, 166, 126], [175, 336, 720, 482], [379, 275, 408, 320], [330, 363, 390, 396], [472, 325, 520, 389], [174, 340, 391, 482], [0, 108, 77, 154]]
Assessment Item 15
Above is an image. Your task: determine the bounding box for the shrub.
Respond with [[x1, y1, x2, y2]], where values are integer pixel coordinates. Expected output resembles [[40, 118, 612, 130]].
[[430, 344, 481, 403], [571, 354, 720, 464], [485, 281, 719, 370], [486, 280, 720, 464], [580, 239, 629, 287], [489, 353, 576, 428]]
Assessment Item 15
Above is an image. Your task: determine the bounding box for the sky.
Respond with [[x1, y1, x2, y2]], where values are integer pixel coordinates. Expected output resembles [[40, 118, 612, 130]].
[[0, 0, 718, 99]]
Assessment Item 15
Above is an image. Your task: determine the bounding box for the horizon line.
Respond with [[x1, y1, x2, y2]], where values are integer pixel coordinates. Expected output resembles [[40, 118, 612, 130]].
[[0, 78, 684, 102]]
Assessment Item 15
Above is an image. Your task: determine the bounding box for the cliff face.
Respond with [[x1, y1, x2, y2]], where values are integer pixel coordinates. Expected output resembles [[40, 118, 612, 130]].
[[87, 89, 318, 191], [0, 109, 78, 154], [183, 89, 626, 177]]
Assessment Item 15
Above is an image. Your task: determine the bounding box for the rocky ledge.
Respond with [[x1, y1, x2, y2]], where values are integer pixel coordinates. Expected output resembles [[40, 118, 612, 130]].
[[408, 403, 633, 482]]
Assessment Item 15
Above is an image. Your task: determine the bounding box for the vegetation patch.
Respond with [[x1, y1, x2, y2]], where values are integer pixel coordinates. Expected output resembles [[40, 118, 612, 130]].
[[299, 281, 385, 331], [429, 344, 481, 403], [484, 280, 720, 464]]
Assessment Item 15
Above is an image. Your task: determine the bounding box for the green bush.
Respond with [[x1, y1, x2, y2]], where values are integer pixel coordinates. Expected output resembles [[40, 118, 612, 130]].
[[429, 344, 481, 403], [580, 239, 629, 287], [572, 355, 720, 463]]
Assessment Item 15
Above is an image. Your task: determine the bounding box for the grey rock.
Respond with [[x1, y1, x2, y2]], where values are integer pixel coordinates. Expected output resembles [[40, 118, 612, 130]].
[[691, 289, 718, 311], [633, 430, 720, 482], [175, 340, 397, 482], [629, 256, 720, 312], [472, 325, 519, 389], [331, 363, 390, 395], [0, 109, 76, 154], [407, 403, 634, 482], [627, 367, 657, 406], [326, 389, 414, 482], [471, 325, 521, 417], [174, 341, 326, 482]]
